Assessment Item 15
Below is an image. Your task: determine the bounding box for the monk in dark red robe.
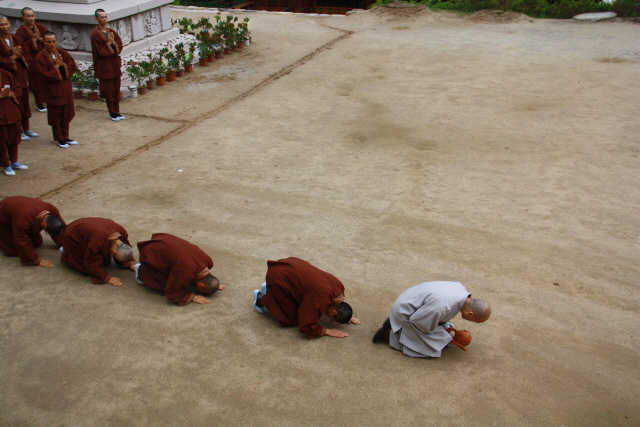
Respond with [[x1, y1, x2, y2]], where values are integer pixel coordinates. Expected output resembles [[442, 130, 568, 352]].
[[0, 15, 37, 141], [35, 32, 78, 148], [91, 9, 124, 121], [253, 257, 360, 338], [16, 7, 48, 111], [0, 195, 66, 267], [61, 217, 137, 286], [0, 69, 24, 176], [136, 233, 225, 305]]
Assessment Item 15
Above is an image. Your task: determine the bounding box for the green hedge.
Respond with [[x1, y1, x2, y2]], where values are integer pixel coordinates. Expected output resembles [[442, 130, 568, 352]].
[[369, 0, 639, 18]]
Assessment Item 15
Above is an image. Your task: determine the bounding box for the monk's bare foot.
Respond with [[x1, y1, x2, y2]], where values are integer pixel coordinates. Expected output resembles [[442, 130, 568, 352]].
[[107, 277, 123, 286], [218, 284, 226, 290], [193, 295, 210, 304], [38, 259, 54, 268], [349, 317, 360, 325]]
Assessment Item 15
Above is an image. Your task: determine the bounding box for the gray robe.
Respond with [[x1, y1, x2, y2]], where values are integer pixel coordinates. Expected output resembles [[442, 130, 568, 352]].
[[389, 281, 470, 358]]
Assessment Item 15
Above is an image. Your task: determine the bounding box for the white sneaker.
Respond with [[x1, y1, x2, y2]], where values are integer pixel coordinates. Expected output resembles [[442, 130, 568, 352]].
[[4, 167, 16, 176], [66, 140, 78, 145], [11, 162, 28, 170], [117, 114, 125, 120], [24, 130, 39, 137], [57, 142, 69, 149], [37, 107, 48, 112], [21, 133, 30, 141]]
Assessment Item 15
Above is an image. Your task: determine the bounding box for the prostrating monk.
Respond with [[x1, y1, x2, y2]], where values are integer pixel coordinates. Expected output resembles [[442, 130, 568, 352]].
[[372, 281, 491, 358], [60, 217, 137, 286], [135, 233, 225, 305], [252, 257, 360, 339], [91, 9, 124, 121], [0, 15, 39, 142], [16, 7, 48, 112], [0, 68, 27, 177], [0, 195, 66, 267]]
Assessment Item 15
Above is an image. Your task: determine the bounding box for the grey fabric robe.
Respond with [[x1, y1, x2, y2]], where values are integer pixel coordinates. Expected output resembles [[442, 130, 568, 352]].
[[389, 281, 470, 358]]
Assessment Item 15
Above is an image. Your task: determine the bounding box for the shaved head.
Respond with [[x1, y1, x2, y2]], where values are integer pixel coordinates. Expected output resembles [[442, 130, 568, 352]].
[[198, 275, 221, 295], [469, 298, 491, 323], [114, 242, 134, 262]]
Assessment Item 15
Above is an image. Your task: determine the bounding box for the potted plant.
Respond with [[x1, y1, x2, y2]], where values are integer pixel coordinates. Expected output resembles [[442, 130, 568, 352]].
[[85, 65, 100, 100], [175, 17, 195, 35], [238, 17, 250, 47], [152, 48, 169, 86], [173, 43, 186, 77], [185, 41, 197, 72], [165, 51, 179, 81], [125, 60, 150, 94], [140, 56, 156, 90], [70, 70, 85, 99], [197, 40, 212, 66]]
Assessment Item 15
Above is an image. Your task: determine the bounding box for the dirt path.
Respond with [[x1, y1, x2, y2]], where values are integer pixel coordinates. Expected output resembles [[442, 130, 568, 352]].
[[1, 6, 638, 426]]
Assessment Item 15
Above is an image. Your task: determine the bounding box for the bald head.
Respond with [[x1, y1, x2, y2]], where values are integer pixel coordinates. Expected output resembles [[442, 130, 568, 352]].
[[468, 298, 491, 323], [114, 242, 134, 262], [196, 275, 221, 295]]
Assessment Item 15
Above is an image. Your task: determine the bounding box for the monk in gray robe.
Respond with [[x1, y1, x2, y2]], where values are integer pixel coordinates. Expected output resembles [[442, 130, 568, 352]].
[[372, 281, 491, 358]]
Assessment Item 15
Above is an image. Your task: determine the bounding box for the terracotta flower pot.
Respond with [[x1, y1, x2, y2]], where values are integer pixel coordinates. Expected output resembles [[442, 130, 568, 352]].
[[176, 69, 185, 78], [207, 53, 215, 62], [237, 41, 244, 49], [185, 64, 194, 73], [88, 92, 98, 101], [73, 90, 84, 100], [138, 86, 148, 95], [231, 45, 237, 52], [156, 76, 166, 86], [146, 79, 157, 90], [199, 58, 208, 66], [166, 71, 176, 82], [215, 51, 223, 59], [223, 48, 232, 55]]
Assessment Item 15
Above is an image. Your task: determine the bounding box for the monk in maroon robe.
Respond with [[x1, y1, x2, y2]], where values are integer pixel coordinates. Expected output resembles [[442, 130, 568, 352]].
[[36, 32, 78, 148], [0, 196, 66, 267], [61, 217, 137, 286], [0, 15, 38, 141], [253, 257, 360, 338], [0, 69, 25, 176], [16, 7, 48, 111], [136, 233, 225, 306], [91, 9, 124, 121]]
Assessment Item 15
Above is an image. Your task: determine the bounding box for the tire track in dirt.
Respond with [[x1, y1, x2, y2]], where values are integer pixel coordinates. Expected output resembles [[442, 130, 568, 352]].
[[39, 25, 353, 200]]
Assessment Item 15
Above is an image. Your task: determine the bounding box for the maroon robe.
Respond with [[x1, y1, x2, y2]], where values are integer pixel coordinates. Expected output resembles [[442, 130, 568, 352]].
[[261, 257, 345, 337], [16, 23, 48, 108], [137, 233, 214, 305], [90, 28, 122, 114], [61, 217, 136, 284], [0, 32, 31, 131], [0, 69, 22, 167], [35, 48, 76, 141], [0, 196, 66, 265]]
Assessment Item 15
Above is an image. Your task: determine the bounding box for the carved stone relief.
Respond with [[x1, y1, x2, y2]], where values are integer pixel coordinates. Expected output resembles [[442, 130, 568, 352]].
[[50, 23, 84, 51], [111, 18, 132, 46], [143, 9, 162, 37]]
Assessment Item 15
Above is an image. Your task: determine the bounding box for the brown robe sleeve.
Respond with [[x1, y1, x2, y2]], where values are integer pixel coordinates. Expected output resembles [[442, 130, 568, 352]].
[[0, 37, 17, 73], [0, 69, 22, 125], [90, 29, 123, 80], [12, 215, 43, 266], [298, 291, 335, 337]]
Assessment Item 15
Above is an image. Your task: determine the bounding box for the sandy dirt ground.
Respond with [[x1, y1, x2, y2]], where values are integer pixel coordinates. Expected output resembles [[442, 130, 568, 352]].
[[1, 5, 638, 426]]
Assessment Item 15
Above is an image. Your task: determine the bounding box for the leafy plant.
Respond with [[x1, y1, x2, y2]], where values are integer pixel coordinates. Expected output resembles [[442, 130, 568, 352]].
[[185, 41, 197, 67], [72, 66, 99, 92], [152, 48, 170, 77], [125, 60, 151, 87]]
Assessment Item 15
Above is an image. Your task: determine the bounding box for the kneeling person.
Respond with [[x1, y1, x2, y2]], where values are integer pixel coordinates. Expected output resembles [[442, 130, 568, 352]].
[[372, 281, 491, 358], [253, 257, 360, 339], [135, 233, 224, 306], [60, 217, 136, 286]]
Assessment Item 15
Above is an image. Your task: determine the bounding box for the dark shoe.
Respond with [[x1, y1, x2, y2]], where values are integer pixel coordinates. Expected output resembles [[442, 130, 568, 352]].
[[372, 317, 391, 343]]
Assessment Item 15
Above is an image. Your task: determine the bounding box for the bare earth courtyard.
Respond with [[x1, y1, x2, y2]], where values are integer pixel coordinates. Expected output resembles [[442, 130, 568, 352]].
[[0, 6, 638, 426]]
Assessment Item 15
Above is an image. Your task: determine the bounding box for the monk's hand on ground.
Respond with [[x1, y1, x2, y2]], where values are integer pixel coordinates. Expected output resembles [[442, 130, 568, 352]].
[[108, 277, 123, 286], [192, 295, 210, 304], [324, 328, 348, 338], [349, 317, 361, 325], [128, 264, 136, 271], [218, 284, 226, 290], [38, 259, 54, 268]]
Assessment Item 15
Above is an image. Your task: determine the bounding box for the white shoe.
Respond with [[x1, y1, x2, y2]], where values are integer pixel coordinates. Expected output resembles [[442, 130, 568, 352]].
[[117, 114, 125, 120], [134, 263, 145, 285], [261, 282, 267, 294], [24, 130, 39, 137], [59, 246, 64, 253], [253, 289, 265, 313], [21, 133, 30, 141], [57, 142, 69, 149], [11, 162, 28, 170], [37, 107, 48, 112], [66, 140, 78, 145], [4, 167, 16, 176]]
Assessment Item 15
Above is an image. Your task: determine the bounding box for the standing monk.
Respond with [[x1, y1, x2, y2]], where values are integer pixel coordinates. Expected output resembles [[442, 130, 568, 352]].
[[372, 281, 491, 358], [0, 196, 66, 267], [0, 15, 39, 142], [16, 7, 48, 113], [135, 233, 225, 305], [91, 9, 124, 122], [252, 257, 360, 339], [0, 68, 28, 176], [35, 32, 78, 149], [61, 217, 137, 286]]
